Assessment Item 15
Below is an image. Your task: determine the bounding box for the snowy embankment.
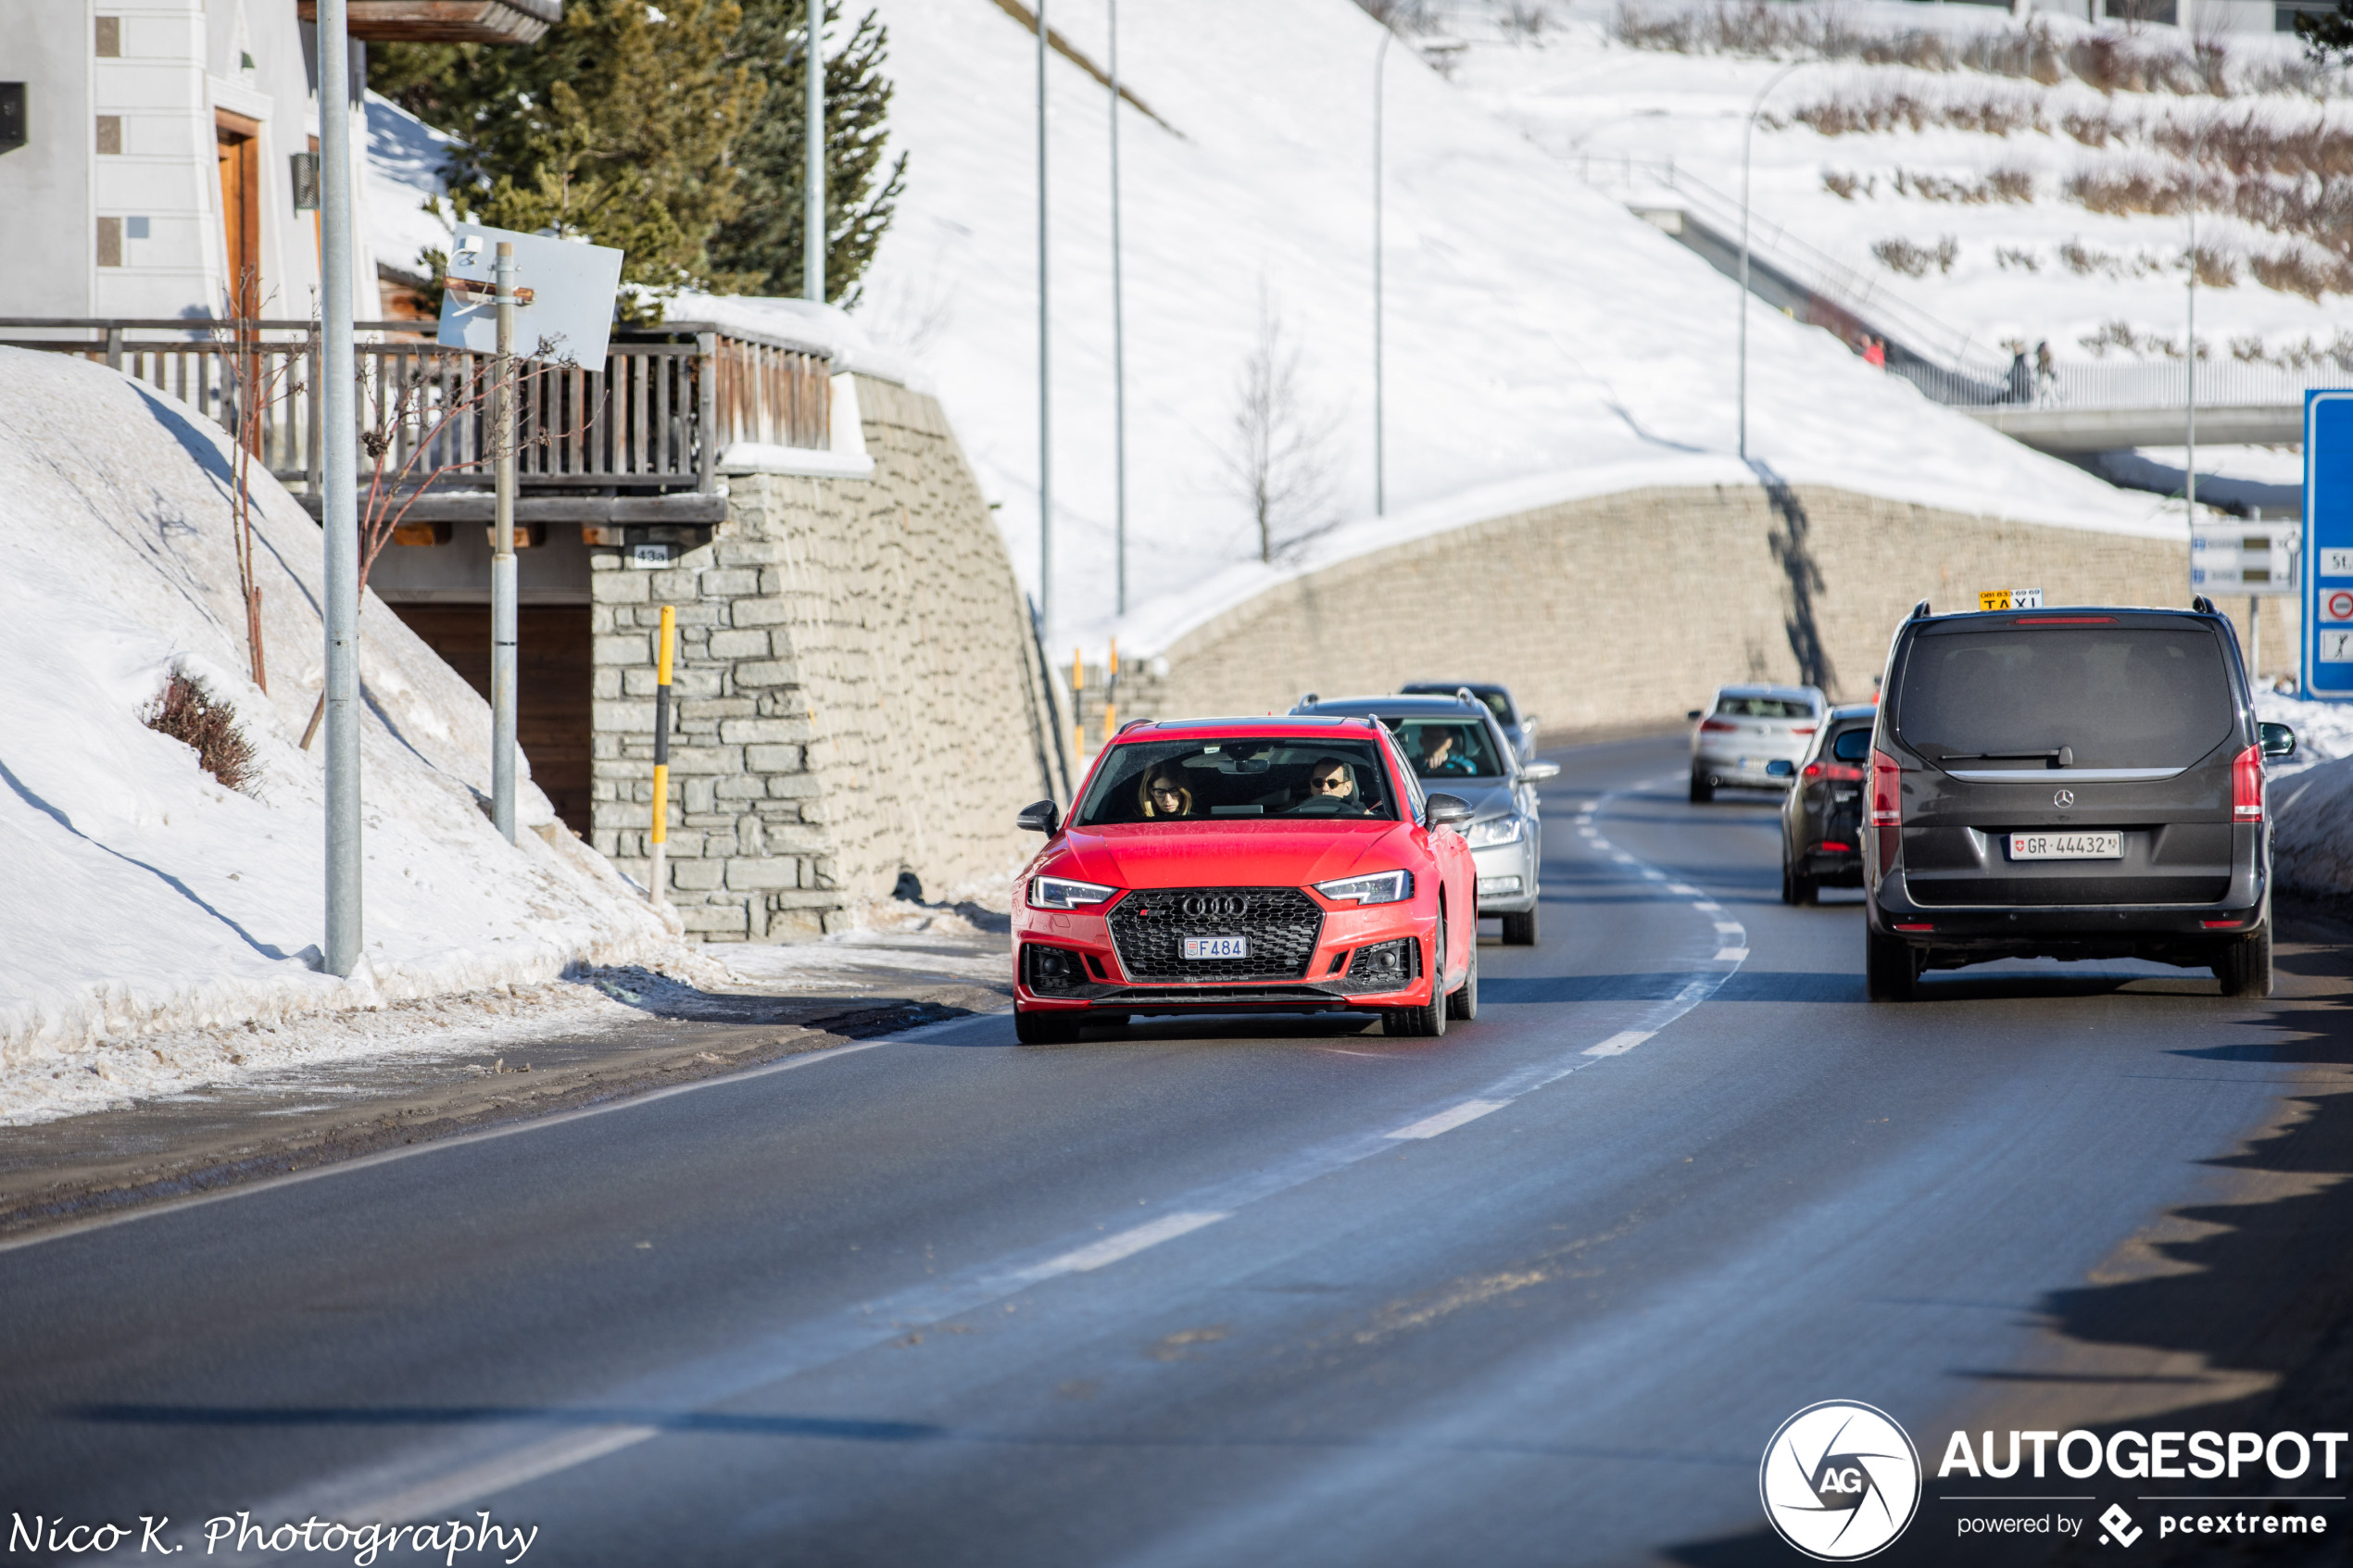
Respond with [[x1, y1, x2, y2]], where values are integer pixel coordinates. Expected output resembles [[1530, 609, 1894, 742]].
[[2252, 691, 2353, 902], [0, 350, 697, 1085]]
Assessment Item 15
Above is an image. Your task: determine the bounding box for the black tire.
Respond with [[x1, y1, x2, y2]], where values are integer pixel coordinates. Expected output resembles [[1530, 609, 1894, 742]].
[[1690, 770, 1715, 804], [1866, 927, 1919, 1002], [1780, 863, 1796, 905], [1384, 915, 1450, 1037], [1502, 906, 1539, 946], [1013, 1008, 1081, 1045], [1794, 872, 1819, 907], [1446, 936, 1478, 1022], [2214, 922, 2273, 998]]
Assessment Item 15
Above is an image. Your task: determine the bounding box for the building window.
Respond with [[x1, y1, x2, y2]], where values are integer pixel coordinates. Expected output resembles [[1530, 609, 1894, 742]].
[[94, 114, 121, 155], [94, 16, 120, 56], [96, 216, 122, 267]]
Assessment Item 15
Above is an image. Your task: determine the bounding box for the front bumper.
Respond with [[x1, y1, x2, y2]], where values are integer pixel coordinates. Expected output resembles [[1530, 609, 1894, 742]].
[[1471, 837, 1537, 913]]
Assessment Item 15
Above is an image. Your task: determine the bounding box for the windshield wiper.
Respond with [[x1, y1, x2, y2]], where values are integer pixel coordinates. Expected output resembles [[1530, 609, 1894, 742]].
[[1939, 746, 2074, 768]]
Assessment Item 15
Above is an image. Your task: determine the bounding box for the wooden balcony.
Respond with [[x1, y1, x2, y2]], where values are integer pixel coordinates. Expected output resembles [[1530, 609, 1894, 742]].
[[295, 0, 561, 44]]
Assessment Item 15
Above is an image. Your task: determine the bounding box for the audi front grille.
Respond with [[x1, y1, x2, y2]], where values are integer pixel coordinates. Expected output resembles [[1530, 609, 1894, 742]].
[[1107, 886, 1325, 982]]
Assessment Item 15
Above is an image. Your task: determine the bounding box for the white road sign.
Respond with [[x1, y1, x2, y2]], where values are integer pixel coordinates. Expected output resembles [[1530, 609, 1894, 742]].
[[436, 224, 623, 366]]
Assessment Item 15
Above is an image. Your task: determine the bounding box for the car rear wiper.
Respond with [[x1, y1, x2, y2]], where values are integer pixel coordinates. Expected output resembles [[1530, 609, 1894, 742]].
[[1939, 746, 2074, 768]]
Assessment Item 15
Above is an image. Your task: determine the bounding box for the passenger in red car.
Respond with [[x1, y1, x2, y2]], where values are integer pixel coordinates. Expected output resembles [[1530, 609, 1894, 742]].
[[1138, 768, 1197, 819]]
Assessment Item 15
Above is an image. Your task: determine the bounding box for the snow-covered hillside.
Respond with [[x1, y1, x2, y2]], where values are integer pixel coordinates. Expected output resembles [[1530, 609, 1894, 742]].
[[849, 0, 2182, 653], [0, 350, 686, 1082]]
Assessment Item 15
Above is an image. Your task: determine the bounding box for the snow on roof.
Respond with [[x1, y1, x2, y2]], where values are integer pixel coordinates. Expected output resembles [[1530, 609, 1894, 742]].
[[0, 349, 684, 1085], [851, 0, 2182, 659], [365, 90, 462, 286]]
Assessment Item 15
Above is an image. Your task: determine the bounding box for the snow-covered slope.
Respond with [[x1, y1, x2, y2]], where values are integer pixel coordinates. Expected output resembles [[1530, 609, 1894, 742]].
[[0, 350, 684, 1073], [849, 0, 2177, 654]]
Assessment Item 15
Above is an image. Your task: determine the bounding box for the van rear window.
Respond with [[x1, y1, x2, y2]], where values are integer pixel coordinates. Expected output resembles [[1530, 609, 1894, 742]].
[[1894, 625, 2234, 769]]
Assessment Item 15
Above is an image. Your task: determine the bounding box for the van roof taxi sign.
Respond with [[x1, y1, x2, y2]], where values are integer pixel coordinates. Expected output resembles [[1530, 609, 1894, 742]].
[[2302, 390, 2353, 699], [1976, 589, 2044, 611], [435, 223, 623, 367]]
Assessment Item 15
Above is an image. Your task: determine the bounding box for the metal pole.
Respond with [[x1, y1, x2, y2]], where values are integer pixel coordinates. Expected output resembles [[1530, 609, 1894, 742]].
[[804, 0, 824, 303], [1374, 28, 1390, 516], [649, 604, 674, 904], [318, 0, 361, 976], [1110, 0, 1127, 616], [491, 241, 518, 846], [1037, 0, 1052, 635], [2185, 119, 2201, 525], [1739, 61, 1802, 463]]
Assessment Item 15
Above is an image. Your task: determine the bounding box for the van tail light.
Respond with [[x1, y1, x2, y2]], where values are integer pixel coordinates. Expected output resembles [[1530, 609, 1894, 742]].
[[2233, 743, 2264, 822], [1870, 749, 1904, 874]]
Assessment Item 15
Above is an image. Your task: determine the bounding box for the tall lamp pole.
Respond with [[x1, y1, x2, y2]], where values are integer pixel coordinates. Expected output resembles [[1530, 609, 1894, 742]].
[[805, 0, 824, 302], [1373, 27, 1391, 516], [1037, 0, 1052, 633], [1738, 60, 1804, 462], [2185, 115, 2205, 523], [1110, 0, 1127, 616], [317, 0, 361, 974]]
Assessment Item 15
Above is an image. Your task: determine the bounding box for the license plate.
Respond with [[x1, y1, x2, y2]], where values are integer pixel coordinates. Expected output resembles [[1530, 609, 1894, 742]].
[[2009, 832, 2122, 860], [1183, 936, 1248, 960]]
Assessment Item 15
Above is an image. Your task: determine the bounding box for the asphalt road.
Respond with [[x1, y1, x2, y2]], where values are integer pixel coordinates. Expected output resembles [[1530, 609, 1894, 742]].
[[4, 734, 2345, 1567]]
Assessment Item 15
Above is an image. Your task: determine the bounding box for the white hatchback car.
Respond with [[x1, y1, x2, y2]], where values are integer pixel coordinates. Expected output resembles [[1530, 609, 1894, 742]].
[[1689, 684, 1827, 802]]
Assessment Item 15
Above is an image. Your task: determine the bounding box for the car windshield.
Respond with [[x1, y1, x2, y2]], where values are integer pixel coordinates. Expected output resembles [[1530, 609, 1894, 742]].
[[1716, 695, 1816, 720], [1392, 718, 1503, 779], [1077, 738, 1399, 824], [1894, 624, 2235, 769]]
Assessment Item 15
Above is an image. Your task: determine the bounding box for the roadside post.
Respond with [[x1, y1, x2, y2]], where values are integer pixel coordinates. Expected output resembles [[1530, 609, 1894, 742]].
[[2301, 390, 2353, 697], [318, 0, 360, 975], [1071, 648, 1086, 767], [436, 222, 623, 847], [1102, 638, 1119, 746], [2191, 519, 2296, 676], [649, 604, 674, 906]]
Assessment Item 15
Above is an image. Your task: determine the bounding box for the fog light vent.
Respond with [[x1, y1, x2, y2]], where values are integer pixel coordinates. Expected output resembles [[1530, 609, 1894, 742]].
[[1347, 937, 1419, 983], [1024, 945, 1089, 995]]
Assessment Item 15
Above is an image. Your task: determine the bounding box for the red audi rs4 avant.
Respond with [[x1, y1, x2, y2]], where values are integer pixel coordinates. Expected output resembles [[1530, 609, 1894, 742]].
[[1010, 716, 1482, 1044]]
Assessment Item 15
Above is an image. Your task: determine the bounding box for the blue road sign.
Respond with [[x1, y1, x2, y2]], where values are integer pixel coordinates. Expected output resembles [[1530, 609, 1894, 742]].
[[2303, 391, 2353, 698]]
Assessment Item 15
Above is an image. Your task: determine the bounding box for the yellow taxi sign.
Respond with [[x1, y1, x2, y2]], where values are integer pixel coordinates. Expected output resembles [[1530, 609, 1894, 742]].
[[1978, 588, 2045, 611]]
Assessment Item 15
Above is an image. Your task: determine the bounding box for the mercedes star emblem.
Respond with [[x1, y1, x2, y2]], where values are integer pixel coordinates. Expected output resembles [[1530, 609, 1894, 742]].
[[2054, 789, 2075, 808]]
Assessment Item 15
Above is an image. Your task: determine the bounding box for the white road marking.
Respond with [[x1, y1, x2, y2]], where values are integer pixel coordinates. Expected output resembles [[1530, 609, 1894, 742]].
[[1715, 947, 1750, 961], [1641, 870, 1667, 881], [1581, 1031, 1655, 1058], [1713, 922, 1744, 935], [1018, 1211, 1231, 1278], [1668, 884, 1700, 895], [1383, 1099, 1509, 1140], [1692, 900, 1721, 912], [358, 1424, 661, 1524]]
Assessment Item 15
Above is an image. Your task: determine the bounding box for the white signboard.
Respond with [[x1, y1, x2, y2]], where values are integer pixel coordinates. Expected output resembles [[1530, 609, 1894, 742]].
[[436, 223, 623, 366], [2192, 521, 2299, 597]]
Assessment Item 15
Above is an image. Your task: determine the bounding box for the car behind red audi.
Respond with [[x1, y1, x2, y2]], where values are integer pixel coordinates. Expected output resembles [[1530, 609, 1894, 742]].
[[1011, 716, 1482, 1043]]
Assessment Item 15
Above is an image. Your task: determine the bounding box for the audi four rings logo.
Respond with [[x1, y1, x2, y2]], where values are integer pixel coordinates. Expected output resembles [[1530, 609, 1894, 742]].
[[1178, 895, 1248, 918], [2055, 788, 2075, 808], [1760, 1401, 1921, 1561]]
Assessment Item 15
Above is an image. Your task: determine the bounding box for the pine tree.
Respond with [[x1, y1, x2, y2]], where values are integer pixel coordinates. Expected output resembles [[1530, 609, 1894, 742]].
[[707, 1, 908, 306], [2298, 0, 2353, 63]]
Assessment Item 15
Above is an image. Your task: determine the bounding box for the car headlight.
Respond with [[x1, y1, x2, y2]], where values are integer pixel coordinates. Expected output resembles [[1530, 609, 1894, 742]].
[[1315, 870, 1413, 905], [1029, 875, 1116, 909], [1464, 814, 1527, 848]]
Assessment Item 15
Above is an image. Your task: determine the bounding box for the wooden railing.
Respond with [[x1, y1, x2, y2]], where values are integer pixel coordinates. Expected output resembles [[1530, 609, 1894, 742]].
[[0, 319, 834, 495]]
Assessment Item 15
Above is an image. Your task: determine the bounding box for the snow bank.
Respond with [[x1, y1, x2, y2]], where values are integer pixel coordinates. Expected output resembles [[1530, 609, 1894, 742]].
[[0, 349, 691, 1074], [2271, 756, 2353, 901], [851, 0, 2181, 658]]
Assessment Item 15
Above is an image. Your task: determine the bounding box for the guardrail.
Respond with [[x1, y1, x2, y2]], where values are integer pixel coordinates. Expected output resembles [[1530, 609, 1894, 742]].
[[0, 318, 834, 496]]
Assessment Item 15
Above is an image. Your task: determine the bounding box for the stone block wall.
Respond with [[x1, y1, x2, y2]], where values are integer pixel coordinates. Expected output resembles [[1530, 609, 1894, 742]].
[[1129, 483, 2195, 734], [591, 376, 1062, 940]]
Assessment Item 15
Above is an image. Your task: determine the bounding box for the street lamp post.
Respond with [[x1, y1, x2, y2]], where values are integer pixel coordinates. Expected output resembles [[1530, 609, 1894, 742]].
[[1738, 60, 1805, 462], [805, 1, 824, 302], [1373, 27, 1391, 516], [318, 0, 361, 975], [1110, 0, 1127, 616], [2185, 114, 2205, 523], [1037, 0, 1052, 633]]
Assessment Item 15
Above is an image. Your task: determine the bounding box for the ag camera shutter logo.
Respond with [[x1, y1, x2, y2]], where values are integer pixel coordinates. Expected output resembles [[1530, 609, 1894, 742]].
[[1760, 1400, 1922, 1561]]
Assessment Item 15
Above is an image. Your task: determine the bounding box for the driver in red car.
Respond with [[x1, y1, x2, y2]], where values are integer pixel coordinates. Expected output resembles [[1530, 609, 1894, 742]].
[[1009, 717, 1482, 1045]]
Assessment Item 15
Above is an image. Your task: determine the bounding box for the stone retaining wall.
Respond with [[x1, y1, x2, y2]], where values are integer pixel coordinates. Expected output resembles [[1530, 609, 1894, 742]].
[[590, 377, 1060, 940], [1130, 483, 2196, 733]]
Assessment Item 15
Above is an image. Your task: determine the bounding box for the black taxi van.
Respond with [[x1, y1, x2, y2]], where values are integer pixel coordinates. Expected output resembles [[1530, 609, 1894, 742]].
[[1864, 598, 2296, 1001]]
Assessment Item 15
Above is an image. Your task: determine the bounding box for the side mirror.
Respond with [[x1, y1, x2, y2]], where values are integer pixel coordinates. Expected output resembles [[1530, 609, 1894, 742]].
[[1521, 713, 1539, 731], [1521, 761, 1560, 782], [1686, 709, 1703, 721], [1766, 759, 1794, 778], [1016, 799, 1061, 834], [1426, 792, 1473, 828], [2260, 721, 2297, 760]]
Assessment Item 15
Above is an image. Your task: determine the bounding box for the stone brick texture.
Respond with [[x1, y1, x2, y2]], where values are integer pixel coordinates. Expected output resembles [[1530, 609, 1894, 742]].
[[592, 377, 1062, 940], [1129, 484, 2195, 734]]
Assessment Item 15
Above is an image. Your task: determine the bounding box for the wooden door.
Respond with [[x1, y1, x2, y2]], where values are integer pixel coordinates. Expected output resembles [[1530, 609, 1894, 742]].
[[214, 111, 260, 315], [385, 606, 597, 838]]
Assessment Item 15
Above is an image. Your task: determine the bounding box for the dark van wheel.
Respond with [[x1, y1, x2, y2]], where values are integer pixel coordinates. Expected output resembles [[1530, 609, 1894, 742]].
[[1446, 939, 1478, 1022], [1780, 864, 1796, 905], [1794, 872, 1819, 906], [1013, 1009, 1081, 1045], [1502, 906, 1538, 946], [2214, 923, 2273, 998], [1690, 770, 1715, 804], [1866, 928, 1919, 1002]]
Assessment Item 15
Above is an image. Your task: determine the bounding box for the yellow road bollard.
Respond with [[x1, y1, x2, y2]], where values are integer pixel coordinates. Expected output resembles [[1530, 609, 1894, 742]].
[[649, 604, 674, 906]]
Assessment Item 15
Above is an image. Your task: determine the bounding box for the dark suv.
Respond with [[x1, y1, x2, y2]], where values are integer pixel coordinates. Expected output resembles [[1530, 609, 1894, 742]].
[[1863, 600, 2295, 1001], [1770, 703, 1880, 904]]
